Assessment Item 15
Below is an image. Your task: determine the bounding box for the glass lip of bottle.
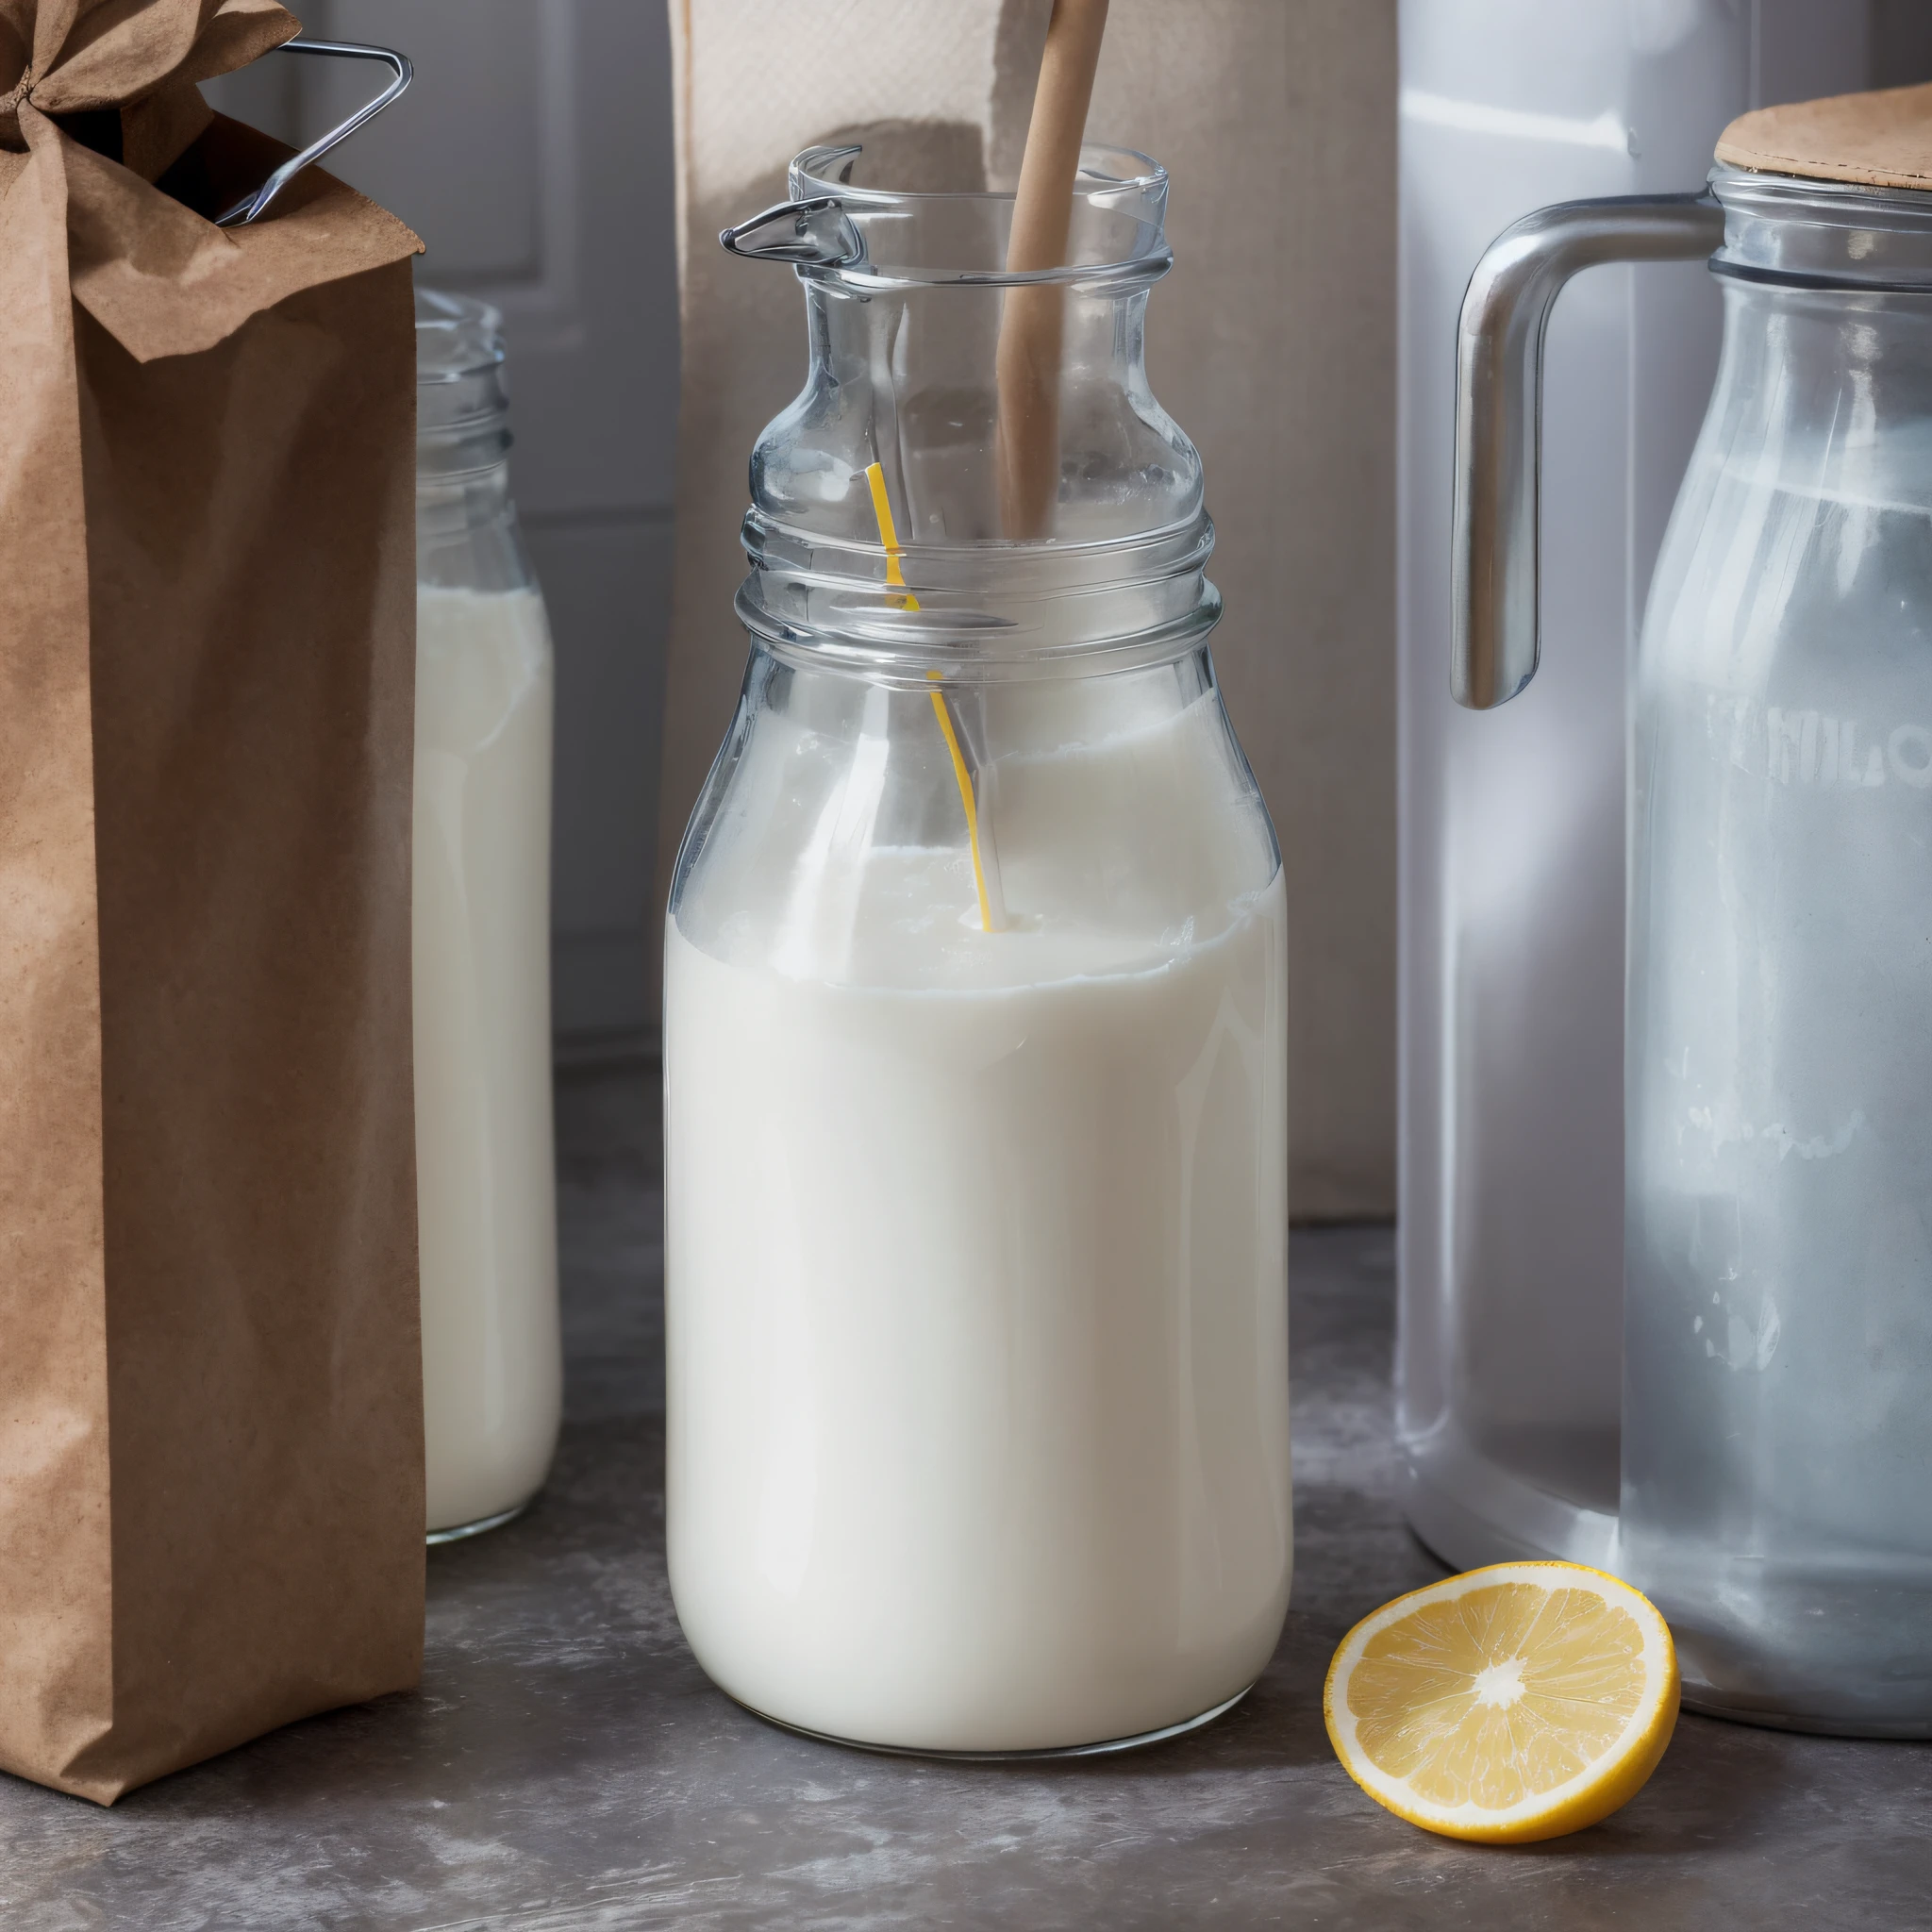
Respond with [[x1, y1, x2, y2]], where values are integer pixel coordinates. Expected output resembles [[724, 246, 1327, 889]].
[[1710, 163, 1932, 294], [782, 141, 1174, 295]]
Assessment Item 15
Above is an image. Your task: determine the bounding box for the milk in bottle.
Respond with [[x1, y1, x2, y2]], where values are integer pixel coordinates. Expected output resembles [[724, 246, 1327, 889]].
[[669, 676, 1289, 1750]]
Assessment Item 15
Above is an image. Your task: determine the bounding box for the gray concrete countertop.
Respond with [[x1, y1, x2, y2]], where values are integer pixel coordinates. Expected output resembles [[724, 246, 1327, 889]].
[[2, 1063, 1927, 1930]]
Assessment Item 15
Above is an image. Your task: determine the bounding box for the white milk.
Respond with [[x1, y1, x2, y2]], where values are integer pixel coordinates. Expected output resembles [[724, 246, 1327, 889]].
[[414, 583, 562, 1534], [665, 687, 1291, 1751]]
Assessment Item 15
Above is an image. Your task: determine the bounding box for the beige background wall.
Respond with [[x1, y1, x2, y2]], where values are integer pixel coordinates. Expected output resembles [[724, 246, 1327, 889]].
[[655, 0, 1397, 1220]]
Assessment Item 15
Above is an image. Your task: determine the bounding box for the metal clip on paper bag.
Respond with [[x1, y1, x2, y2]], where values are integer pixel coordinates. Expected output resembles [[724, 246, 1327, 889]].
[[214, 37, 411, 228], [0, 0, 426, 1804]]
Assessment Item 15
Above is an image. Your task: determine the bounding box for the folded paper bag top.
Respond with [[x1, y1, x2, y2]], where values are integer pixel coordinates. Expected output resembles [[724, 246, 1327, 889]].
[[0, 0, 426, 1805]]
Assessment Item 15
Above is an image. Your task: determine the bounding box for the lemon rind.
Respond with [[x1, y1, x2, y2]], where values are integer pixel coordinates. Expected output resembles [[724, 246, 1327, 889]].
[[1324, 1559, 1680, 1841]]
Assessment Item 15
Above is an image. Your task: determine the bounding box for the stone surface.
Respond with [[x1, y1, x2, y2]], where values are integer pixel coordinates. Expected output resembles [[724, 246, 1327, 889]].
[[0, 1062, 1926, 1929]]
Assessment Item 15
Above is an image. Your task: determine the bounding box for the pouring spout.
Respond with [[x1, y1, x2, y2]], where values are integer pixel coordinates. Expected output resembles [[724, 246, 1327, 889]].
[[721, 194, 864, 268]]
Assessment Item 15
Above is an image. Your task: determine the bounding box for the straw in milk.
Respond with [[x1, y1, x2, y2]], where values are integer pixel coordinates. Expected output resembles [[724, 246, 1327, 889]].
[[864, 460, 1006, 934], [854, 11, 1106, 929]]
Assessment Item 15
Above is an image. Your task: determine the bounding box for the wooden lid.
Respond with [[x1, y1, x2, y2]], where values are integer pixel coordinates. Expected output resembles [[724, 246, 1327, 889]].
[[1716, 82, 1932, 193]]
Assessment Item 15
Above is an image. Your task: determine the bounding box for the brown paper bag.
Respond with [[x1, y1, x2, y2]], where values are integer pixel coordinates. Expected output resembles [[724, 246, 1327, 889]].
[[0, 0, 425, 1803]]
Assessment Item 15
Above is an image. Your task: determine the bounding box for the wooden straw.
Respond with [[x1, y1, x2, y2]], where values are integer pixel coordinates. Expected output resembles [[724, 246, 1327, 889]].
[[995, 0, 1109, 539]]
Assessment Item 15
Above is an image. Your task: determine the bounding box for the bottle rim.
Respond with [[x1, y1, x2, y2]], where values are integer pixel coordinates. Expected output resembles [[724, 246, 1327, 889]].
[[770, 141, 1174, 294]]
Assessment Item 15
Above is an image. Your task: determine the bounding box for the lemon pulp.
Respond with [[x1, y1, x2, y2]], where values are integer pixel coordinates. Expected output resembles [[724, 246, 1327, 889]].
[[1324, 1561, 1679, 1842]]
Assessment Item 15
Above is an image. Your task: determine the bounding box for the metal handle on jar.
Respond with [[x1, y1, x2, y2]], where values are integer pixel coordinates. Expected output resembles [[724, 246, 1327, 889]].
[[1451, 193, 1724, 710]]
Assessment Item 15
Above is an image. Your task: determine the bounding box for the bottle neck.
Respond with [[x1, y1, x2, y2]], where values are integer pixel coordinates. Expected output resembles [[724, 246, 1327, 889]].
[[737, 503, 1219, 685], [417, 449, 537, 594], [741, 276, 1209, 676]]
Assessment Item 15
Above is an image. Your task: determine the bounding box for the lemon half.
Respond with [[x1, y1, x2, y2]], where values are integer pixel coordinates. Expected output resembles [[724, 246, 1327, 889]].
[[1324, 1560, 1680, 1842]]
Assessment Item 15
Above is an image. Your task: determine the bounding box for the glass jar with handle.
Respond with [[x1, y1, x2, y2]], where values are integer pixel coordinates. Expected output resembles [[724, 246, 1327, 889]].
[[1453, 155, 1932, 1734]]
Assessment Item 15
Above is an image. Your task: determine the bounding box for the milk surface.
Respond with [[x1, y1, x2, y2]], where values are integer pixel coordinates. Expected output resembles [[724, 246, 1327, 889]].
[[666, 684, 1290, 1750], [415, 584, 562, 1533]]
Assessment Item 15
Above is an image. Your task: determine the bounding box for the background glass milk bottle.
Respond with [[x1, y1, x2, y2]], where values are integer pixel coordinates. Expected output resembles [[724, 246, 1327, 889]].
[[665, 144, 1291, 1756], [415, 289, 563, 1540]]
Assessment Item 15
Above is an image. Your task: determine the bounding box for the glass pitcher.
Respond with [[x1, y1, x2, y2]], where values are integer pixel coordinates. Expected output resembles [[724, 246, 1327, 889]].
[[664, 144, 1291, 1757], [1455, 164, 1932, 1734]]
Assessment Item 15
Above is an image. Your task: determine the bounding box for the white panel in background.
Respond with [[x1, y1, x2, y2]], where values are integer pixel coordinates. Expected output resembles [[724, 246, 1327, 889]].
[[296, 0, 543, 284], [528, 517, 674, 1035], [1754, 0, 1870, 106], [208, 2, 679, 1040], [1872, 0, 1932, 84], [224, 2, 676, 524], [197, 47, 296, 139]]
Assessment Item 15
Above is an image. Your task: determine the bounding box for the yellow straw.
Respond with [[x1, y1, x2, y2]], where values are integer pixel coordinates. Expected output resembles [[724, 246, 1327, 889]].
[[863, 460, 995, 933]]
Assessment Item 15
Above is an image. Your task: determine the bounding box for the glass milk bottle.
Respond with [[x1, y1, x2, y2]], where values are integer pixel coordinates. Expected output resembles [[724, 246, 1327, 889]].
[[665, 145, 1291, 1755], [414, 289, 563, 1540]]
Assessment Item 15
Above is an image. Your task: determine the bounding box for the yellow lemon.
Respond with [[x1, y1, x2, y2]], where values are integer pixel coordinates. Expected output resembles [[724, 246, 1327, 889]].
[[1324, 1560, 1679, 1843]]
